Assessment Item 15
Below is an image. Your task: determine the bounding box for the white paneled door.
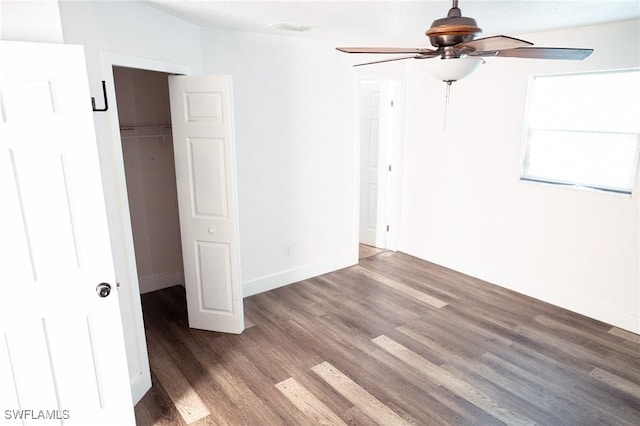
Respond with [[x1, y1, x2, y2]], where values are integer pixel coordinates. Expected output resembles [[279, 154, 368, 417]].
[[168, 75, 244, 334], [359, 81, 389, 249], [1, 42, 134, 425]]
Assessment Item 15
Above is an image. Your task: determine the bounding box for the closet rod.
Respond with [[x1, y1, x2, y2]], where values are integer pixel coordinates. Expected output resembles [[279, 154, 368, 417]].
[[119, 124, 172, 131]]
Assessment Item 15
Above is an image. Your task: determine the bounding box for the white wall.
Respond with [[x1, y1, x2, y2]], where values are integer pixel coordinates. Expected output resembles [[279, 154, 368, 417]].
[[59, 1, 203, 96], [59, 0, 203, 404], [200, 29, 359, 296], [400, 20, 640, 333], [1, 0, 63, 43]]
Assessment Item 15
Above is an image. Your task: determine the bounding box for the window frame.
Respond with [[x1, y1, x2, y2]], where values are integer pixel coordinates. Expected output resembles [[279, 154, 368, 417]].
[[519, 68, 640, 195]]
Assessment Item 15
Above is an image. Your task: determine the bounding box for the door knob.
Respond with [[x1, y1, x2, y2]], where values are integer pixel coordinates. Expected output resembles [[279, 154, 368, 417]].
[[96, 283, 112, 298]]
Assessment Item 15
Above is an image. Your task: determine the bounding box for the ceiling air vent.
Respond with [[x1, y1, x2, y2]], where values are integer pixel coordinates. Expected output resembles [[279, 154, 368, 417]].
[[267, 22, 312, 32]]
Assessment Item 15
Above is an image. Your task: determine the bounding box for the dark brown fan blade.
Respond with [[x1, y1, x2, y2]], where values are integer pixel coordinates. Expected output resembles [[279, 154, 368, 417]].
[[456, 35, 533, 54], [353, 55, 423, 67], [495, 47, 594, 60], [337, 47, 437, 54]]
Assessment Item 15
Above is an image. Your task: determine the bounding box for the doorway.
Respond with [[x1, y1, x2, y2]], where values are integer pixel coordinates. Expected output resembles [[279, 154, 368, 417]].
[[358, 75, 406, 252], [95, 54, 191, 405], [103, 57, 245, 404], [112, 66, 184, 295], [111, 65, 187, 404]]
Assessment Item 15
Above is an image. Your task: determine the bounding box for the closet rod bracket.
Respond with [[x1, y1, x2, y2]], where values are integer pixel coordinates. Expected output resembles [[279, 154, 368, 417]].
[[92, 80, 109, 112]]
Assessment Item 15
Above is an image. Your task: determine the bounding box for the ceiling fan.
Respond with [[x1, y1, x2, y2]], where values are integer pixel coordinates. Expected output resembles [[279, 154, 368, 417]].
[[337, 0, 594, 82]]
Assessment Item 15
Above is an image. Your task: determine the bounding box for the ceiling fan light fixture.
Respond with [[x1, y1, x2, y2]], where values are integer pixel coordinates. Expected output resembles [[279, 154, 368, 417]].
[[424, 57, 485, 83], [335, 0, 594, 71]]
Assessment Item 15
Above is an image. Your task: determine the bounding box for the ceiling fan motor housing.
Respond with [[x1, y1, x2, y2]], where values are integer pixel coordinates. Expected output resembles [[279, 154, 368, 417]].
[[426, 5, 482, 54]]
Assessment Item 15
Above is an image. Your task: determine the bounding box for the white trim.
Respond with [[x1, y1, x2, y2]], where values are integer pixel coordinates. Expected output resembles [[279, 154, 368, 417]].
[[356, 72, 407, 252], [419, 249, 640, 335], [243, 252, 358, 297], [351, 71, 362, 264], [139, 271, 185, 294], [97, 51, 190, 405]]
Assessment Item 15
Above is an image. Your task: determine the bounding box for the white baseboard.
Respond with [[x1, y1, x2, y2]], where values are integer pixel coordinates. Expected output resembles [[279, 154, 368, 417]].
[[139, 270, 184, 294], [129, 371, 152, 406], [242, 251, 358, 298], [405, 249, 640, 335], [565, 295, 640, 334]]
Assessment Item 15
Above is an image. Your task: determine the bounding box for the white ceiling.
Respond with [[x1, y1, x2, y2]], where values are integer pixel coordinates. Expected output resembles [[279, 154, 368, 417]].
[[143, 0, 640, 45]]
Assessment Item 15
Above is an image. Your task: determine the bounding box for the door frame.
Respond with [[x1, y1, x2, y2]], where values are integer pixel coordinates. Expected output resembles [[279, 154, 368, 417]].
[[356, 72, 407, 252], [97, 52, 191, 404]]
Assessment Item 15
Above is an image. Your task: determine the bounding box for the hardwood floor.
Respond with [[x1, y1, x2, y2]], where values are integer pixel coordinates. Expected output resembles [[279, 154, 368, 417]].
[[135, 251, 640, 425], [358, 244, 387, 260]]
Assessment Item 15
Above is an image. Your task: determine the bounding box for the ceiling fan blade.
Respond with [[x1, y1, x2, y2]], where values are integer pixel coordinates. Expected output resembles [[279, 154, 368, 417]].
[[457, 35, 533, 54], [337, 47, 437, 54], [353, 55, 423, 67], [495, 47, 594, 60]]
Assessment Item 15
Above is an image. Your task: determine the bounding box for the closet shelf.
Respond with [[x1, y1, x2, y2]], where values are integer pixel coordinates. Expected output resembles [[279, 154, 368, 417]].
[[119, 124, 173, 138]]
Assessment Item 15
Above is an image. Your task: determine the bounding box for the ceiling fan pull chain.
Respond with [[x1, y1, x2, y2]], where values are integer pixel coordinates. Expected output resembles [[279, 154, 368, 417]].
[[443, 81, 452, 130]]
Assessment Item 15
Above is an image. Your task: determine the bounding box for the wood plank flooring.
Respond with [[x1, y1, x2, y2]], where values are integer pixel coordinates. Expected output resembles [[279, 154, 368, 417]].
[[358, 244, 387, 260], [135, 250, 640, 425]]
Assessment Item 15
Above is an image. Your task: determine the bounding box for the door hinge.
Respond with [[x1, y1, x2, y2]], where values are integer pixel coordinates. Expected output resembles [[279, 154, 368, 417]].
[[388, 164, 392, 172], [390, 100, 394, 107], [386, 225, 390, 232]]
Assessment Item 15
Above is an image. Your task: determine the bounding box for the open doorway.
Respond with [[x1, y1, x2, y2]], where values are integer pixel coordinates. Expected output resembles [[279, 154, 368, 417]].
[[358, 75, 406, 252], [112, 66, 185, 295], [110, 65, 188, 405], [106, 62, 245, 404]]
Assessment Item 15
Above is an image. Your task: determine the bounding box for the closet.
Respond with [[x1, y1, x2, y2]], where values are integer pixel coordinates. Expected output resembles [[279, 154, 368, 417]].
[[113, 66, 184, 294]]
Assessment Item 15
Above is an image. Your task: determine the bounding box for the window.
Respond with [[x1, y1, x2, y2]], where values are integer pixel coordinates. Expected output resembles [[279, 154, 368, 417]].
[[521, 68, 640, 194]]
